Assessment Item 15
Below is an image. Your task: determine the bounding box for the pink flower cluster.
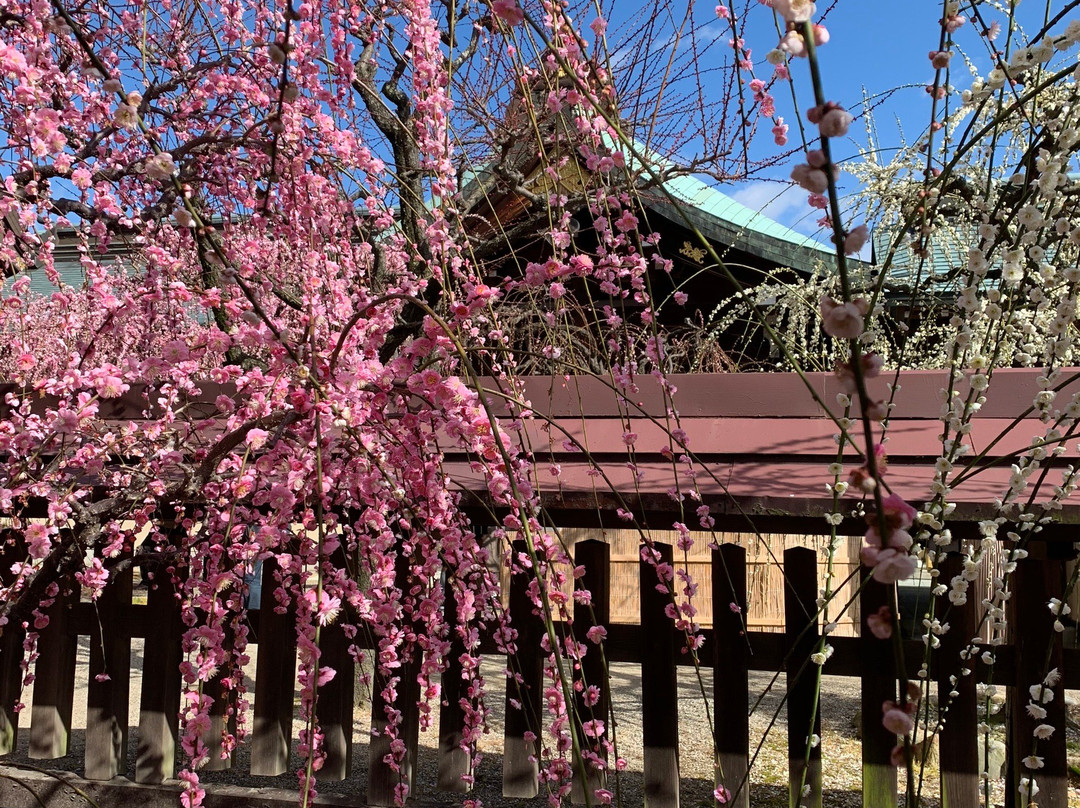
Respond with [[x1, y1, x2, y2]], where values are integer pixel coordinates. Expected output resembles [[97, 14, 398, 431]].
[[807, 101, 853, 138], [861, 495, 918, 584], [818, 295, 868, 339]]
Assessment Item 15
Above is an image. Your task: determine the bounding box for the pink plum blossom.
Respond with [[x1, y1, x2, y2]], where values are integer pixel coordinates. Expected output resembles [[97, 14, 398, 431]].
[[881, 495, 917, 530], [844, 225, 869, 255], [866, 606, 893, 639], [929, 50, 952, 69], [779, 30, 807, 58], [791, 163, 829, 194], [866, 548, 917, 584], [25, 524, 51, 559], [944, 14, 966, 33], [76, 558, 109, 599], [819, 296, 868, 338], [818, 106, 854, 138], [492, 0, 524, 25], [882, 701, 914, 735]]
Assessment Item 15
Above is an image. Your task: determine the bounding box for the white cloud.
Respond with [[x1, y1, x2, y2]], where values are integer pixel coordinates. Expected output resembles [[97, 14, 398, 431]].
[[727, 180, 877, 262], [730, 181, 826, 240]]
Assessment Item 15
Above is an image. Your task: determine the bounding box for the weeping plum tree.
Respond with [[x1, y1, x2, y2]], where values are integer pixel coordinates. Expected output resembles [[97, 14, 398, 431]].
[[2, 0, 1080, 806], [0, 1, 779, 803]]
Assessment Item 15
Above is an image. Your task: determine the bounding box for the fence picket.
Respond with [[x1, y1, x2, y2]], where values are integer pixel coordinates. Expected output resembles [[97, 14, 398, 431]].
[[713, 543, 749, 808], [28, 583, 77, 760], [437, 572, 471, 792], [784, 546, 821, 808], [84, 558, 133, 780], [135, 566, 183, 783], [315, 618, 355, 781], [200, 619, 238, 772], [0, 531, 27, 754], [503, 539, 544, 798], [571, 538, 610, 805], [858, 565, 897, 808], [251, 558, 298, 777], [0, 623, 21, 757], [640, 541, 679, 808], [935, 552, 979, 808], [1008, 545, 1070, 808], [367, 550, 421, 807]]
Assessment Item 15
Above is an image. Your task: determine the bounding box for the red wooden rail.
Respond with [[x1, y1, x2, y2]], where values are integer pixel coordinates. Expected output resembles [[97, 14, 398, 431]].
[[6, 370, 1080, 533], [0, 540, 1072, 808]]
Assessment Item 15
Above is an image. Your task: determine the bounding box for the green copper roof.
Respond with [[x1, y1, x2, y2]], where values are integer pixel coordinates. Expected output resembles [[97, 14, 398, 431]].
[[643, 172, 836, 271], [872, 225, 992, 294], [609, 133, 836, 273]]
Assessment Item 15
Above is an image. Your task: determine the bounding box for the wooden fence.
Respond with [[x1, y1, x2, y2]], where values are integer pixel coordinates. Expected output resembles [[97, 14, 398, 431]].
[[0, 538, 1077, 808]]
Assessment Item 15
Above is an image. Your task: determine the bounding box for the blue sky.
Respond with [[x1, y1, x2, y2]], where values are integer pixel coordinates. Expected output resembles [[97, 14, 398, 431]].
[[604, 1, 1070, 247], [732, 0, 958, 243]]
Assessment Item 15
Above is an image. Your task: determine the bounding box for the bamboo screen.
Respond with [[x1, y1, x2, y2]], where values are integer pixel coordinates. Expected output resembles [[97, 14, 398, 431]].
[[497, 529, 863, 637]]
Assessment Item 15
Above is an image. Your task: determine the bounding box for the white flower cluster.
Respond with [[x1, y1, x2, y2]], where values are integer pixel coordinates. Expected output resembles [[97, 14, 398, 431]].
[[1048, 597, 1072, 633], [920, 616, 948, 649], [809, 643, 834, 666]]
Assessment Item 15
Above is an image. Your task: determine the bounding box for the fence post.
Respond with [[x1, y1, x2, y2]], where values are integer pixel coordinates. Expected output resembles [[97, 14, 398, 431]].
[[85, 555, 133, 779], [713, 543, 749, 808], [0, 531, 27, 755], [315, 614, 355, 781], [503, 538, 543, 798], [935, 551, 979, 808], [201, 621, 238, 772], [640, 541, 679, 808], [367, 549, 421, 806], [29, 578, 77, 759], [571, 538, 610, 805], [251, 557, 298, 776], [859, 564, 897, 808], [135, 562, 183, 783], [784, 546, 822, 808], [1007, 542, 1070, 808], [438, 571, 471, 792]]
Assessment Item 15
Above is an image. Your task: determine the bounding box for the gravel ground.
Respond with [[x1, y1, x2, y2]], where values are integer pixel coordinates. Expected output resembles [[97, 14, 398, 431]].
[[5, 639, 1080, 806]]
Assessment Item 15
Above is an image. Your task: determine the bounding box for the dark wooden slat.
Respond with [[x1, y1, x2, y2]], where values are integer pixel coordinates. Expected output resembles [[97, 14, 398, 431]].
[[1007, 547, 1070, 808], [935, 553, 979, 808], [135, 569, 183, 783], [200, 660, 237, 772], [197, 595, 239, 775], [314, 618, 355, 781], [29, 584, 77, 760], [571, 539, 610, 805], [859, 565, 897, 808], [437, 574, 470, 792], [367, 551, 421, 807], [640, 541, 679, 808], [0, 623, 22, 756], [713, 543, 749, 808], [784, 546, 821, 808], [251, 559, 297, 777], [0, 531, 27, 754], [503, 539, 544, 798], [85, 560, 133, 780]]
